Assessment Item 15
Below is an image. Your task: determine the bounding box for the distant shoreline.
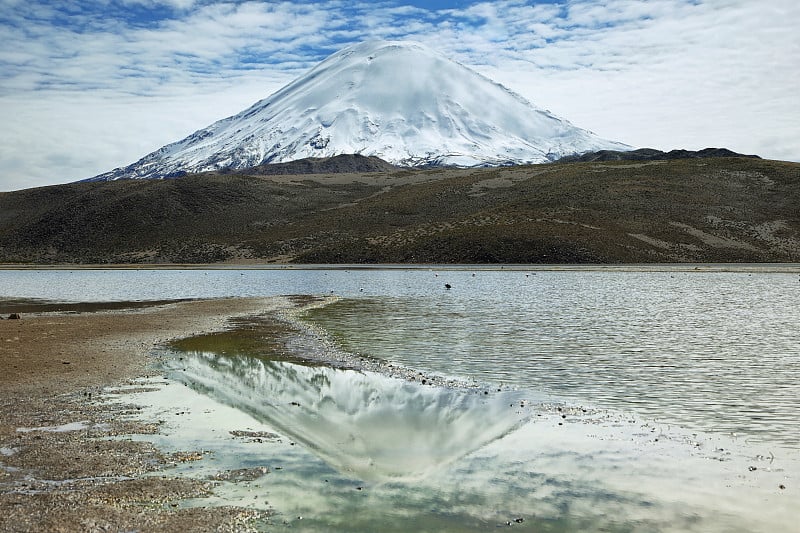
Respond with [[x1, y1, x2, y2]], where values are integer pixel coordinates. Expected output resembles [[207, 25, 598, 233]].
[[1, 262, 799, 273]]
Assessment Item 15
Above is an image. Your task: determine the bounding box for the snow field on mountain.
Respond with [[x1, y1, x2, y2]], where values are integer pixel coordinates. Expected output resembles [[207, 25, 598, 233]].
[[92, 41, 629, 181]]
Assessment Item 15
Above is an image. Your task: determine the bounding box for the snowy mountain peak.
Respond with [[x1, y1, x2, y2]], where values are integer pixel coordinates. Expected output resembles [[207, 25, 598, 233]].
[[89, 40, 629, 181]]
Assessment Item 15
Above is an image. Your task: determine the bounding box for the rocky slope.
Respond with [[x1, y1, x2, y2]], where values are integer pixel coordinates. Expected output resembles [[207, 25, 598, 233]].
[[559, 147, 760, 163]]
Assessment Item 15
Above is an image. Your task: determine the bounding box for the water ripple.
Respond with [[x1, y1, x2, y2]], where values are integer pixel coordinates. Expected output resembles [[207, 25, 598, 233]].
[[304, 272, 800, 449]]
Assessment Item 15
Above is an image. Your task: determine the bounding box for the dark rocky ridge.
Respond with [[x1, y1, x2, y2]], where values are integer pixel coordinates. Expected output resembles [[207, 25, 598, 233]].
[[84, 154, 399, 182], [84, 148, 758, 183], [559, 147, 760, 163], [224, 154, 399, 176], [2, 156, 798, 264]]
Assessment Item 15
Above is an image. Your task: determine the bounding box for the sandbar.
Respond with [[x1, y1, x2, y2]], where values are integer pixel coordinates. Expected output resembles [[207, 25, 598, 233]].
[[0, 297, 283, 532]]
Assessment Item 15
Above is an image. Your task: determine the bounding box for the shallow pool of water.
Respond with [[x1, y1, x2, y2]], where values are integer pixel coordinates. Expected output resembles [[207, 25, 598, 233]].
[[120, 348, 796, 532]]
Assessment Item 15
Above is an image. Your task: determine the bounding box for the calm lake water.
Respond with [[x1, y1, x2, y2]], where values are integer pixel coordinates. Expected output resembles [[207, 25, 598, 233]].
[[1, 267, 798, 531]]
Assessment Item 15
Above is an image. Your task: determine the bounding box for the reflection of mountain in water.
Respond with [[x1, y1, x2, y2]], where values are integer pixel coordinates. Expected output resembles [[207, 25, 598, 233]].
[[166, 352, 529, 481]]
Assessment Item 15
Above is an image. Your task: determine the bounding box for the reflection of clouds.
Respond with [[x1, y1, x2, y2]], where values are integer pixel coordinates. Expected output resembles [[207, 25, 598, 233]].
[[168, 352, 529, 482]]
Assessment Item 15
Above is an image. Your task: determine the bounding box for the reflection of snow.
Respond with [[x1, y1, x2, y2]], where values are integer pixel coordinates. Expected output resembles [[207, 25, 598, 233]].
[[166, 352, 529, 481], [120, 351, 800, 533]]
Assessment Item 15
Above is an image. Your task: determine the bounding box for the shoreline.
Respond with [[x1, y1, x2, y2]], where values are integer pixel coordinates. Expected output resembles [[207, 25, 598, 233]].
[[1, 262, 799, 273], [3, 294, 796, 531], [0, 297, 288, 532], [141, 296, 800, 532]]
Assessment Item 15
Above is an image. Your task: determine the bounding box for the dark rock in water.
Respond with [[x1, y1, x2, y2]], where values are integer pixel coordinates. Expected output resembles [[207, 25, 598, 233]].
[[229, 430, 280, 440], [558, 147, 761, 163], [8, 313, 21, 320], [209, 466, 270, 482]]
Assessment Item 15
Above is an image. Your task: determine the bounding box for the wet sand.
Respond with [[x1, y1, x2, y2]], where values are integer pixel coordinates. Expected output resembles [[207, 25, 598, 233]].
[[0, 298, 282, 532]]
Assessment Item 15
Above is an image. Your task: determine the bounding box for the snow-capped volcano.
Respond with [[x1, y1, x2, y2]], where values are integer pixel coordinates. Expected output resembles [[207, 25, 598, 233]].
[[90, 40, 629, 180]]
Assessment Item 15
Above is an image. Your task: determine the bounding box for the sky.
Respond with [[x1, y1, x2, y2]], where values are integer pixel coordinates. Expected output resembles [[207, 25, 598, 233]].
[[1, 0, 798, 191]]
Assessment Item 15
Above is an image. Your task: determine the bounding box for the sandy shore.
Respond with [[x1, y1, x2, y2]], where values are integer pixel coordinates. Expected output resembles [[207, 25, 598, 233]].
[[0, 297, 284, 533]]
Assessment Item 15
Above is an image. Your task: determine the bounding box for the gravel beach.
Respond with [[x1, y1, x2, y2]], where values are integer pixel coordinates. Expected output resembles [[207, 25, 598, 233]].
[[0, 297, 282, 532]]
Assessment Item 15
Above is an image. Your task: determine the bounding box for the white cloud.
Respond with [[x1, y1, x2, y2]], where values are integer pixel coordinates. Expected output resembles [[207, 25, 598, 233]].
[[443, 0, 800, 158], [1, 0, 798, 191]]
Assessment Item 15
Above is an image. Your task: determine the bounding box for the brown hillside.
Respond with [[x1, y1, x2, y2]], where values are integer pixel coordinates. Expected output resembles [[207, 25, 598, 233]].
[[0, 157, 797, 264]]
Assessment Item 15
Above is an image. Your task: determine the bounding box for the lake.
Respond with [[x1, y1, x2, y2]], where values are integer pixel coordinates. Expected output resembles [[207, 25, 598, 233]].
[[1, 266, 798, 531]]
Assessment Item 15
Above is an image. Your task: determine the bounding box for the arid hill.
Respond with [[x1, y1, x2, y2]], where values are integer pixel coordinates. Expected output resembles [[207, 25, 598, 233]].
[[1, 157, 798, 264]]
